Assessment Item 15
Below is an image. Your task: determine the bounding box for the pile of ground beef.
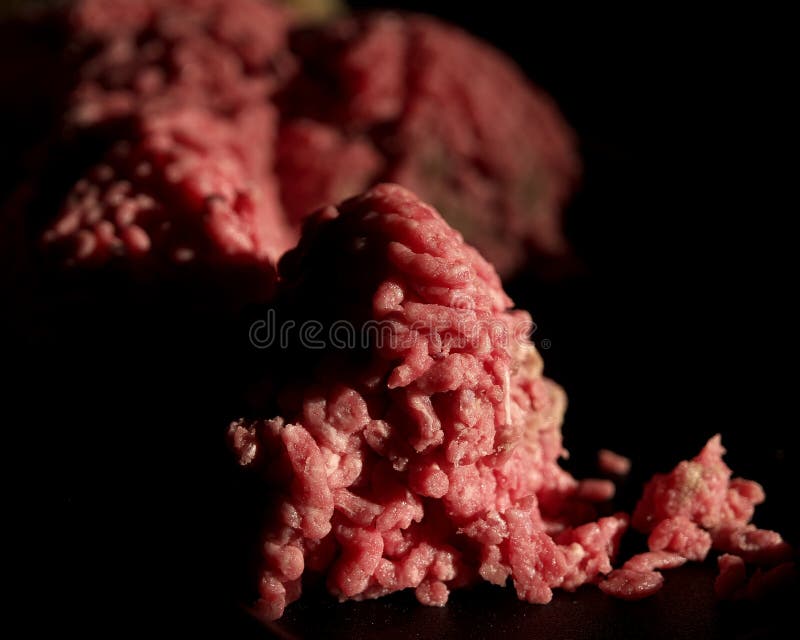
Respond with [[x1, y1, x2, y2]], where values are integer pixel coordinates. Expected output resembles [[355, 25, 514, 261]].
[[41, 104, 290, 282], [1, 0, 294, 301], [227, 184, 794, 621], [229, 184, 620, 619], [277, 12, 580, 276], [2, 2, 579, 285]]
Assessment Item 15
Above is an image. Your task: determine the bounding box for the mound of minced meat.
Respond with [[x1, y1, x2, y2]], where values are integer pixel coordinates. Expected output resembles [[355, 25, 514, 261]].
[[277, 12, 580, 276], [228, 184, 793, 620], [2, 0, 293, 299], [2, 1, 579, 284], [229, 184, 621, 619], [41, 104, 290, 276]]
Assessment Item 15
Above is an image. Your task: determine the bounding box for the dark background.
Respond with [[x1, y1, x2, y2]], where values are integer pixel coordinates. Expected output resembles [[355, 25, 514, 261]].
[[6, 1, 797, 638]]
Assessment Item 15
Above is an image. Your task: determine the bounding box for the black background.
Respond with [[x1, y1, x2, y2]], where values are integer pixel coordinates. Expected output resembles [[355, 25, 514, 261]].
[[6, 2, 797, 637]]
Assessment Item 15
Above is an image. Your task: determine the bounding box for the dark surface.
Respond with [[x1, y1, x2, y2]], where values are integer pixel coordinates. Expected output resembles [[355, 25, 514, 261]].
[[255, 564, 797, 640], [4, 1, 796, 638]]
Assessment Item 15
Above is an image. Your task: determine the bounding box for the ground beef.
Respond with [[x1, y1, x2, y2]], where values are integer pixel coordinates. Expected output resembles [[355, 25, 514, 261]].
[[598, 568, 665, 601], [276, 12, 580, 276], [575, 478, 616, 502], [41, 104, 290, 277], [2, 0, 293, 301], [632, 435, 764, 533], [647, 516, 712, 561], [711, 524, 793, 565], [599, 551, 687, 601], [598, 448, 631, 476], [625, 435, 796, 599], [715, 554, 797, 601], [65, 0, 291, 130], [229, 184, 622, 620], [0, 0, 291, 201], [4, 3, 579, 283], [229, 189, 795, 617]]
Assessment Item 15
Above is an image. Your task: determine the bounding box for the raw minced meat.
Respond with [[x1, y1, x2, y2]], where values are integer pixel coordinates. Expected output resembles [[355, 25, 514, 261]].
[[42, 105, 291, 274], [229, 184, 622, 620], [632, 435, 764, 533], [2, 0, 294, 300], [599, 551, 687, 601], [711, 524, 793, 565], [627, 435, 795, 598], [598, 448, 631, 476], [598, 568, 666, 601], [632, 435, 790, 567], [276, 12, 580, 276], [740, 563, 797, 600], [3, 3, 580, 283], [647, 516, 712, 562], [229, 188, 795, 618], [65, 0, 292, 129]]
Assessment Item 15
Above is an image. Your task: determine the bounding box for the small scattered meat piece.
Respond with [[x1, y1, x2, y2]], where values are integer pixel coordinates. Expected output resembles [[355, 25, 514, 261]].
[[632, 435, 764, 533], [629, 436, 794, 603], [600, 551, 686, 601], [575, 479, 616, 502], [711, 524, 793, 565], [599, 569, 665, 601], [598, 449, 631, 476], [622, 551, 687, 573]]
